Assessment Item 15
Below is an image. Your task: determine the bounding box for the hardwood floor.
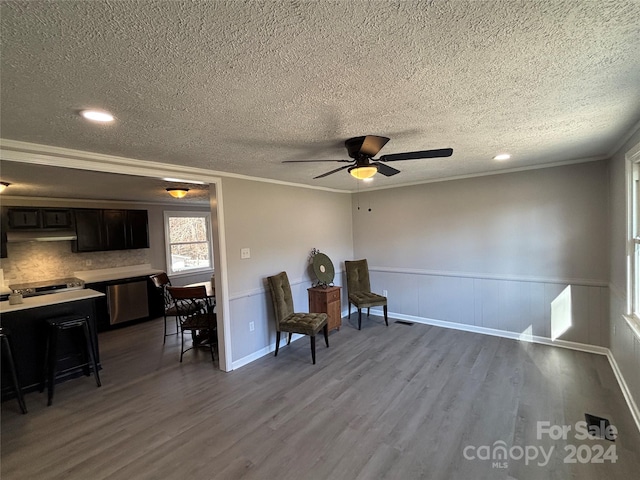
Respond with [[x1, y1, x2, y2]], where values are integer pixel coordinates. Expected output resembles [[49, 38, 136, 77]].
[[2, 315, 639, 479]]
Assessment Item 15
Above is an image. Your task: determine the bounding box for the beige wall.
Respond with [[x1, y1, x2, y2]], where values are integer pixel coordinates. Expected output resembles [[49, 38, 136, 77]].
[[220, 177, 353, 364], [350, 161, 610, 347]]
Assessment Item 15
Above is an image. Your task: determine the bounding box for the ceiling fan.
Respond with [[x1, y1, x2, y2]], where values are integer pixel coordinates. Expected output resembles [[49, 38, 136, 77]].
[[283, 135, 453, 180]]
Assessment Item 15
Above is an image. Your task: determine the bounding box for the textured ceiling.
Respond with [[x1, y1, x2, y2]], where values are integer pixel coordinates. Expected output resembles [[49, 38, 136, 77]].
[[1, 0, 640, 195]]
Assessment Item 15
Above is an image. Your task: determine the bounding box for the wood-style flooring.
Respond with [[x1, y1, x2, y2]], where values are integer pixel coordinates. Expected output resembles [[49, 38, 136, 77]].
[[2, 315, 639, 479]]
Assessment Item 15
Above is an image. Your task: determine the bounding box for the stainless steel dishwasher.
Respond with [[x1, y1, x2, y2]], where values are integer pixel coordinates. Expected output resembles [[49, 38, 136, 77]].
[[106, 279, 149, 325]]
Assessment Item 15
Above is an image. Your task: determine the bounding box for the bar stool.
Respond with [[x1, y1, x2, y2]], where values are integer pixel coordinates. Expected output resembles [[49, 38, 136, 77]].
[[41, 316, 101, 406], [0, 327, 28, 414]]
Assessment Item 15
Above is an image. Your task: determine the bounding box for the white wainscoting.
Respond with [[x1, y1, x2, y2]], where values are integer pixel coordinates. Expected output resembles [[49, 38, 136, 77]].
[[608, 284, 640, 431], [368, 267, 609, 348]]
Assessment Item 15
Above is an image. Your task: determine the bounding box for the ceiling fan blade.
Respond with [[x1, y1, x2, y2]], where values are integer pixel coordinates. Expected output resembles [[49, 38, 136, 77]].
[[359, 135, 390, 156], [372, 162, 400, 177], [379, 148, 453, 162], [283, 159, 351, 163], [313, 165, 351, 179]]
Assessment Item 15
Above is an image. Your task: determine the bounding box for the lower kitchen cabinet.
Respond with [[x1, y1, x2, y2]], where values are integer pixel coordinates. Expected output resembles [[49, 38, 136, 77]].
[[308, 285, 342, 332], [0, 297, 101, 401]]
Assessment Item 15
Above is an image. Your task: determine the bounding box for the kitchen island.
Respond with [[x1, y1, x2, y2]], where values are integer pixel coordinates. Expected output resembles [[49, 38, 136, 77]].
[[0, 289, 104, 401]]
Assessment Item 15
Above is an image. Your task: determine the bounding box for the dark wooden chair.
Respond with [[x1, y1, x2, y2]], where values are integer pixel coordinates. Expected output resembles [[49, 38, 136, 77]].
[[151, 272, 203, 343], [167, 286, 217, 363], [267, 271, 329, 365], [345, 259, 388, 330]]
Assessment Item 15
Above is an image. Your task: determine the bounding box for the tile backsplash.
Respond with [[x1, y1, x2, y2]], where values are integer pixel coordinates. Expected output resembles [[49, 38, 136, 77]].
[[0, 241, 149, 285]]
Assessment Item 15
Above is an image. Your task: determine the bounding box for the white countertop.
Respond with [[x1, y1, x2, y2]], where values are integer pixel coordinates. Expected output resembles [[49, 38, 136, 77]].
[[0, 289, 105, 314], [74, 264, 164, 284]]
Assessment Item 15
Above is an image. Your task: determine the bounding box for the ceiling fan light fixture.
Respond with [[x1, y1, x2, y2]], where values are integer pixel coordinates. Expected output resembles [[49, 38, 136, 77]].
[[166, 187, 189, 198], [348, 165, 378, 180], [0, 182, 10, 193]]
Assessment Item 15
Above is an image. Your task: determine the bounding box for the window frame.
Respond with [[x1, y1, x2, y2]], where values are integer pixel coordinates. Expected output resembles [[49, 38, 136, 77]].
[[626, 142, 640, 337], [163, 210, 214, 276]]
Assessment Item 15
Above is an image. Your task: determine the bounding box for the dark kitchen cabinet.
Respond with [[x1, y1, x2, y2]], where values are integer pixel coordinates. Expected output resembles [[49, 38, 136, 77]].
[[42, 209, 72, 228], [104, 210, 127, 250], [73, 209, 104, 252], [7, 208, 40, 228], [6, 207, 73, 229], [73, 208, 149, 252], [1, 210, 7, 259], [127, 210, 149, 249]]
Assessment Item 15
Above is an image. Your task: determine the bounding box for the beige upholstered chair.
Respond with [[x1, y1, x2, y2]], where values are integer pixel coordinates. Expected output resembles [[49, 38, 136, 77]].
[[345, 259, 388, 330], [267, 271, 329, 364]]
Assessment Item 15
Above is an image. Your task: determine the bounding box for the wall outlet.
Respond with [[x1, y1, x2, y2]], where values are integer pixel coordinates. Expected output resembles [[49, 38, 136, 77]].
[[85, 259, 92, 266], [241, 247, 251, 259], [383, 289, 388, 297], [249, 321, 255, 332]]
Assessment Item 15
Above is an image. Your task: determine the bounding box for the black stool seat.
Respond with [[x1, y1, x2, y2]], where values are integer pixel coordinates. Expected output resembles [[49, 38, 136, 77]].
[[41, 315, 101, 406], [0, 327, 27, 414]]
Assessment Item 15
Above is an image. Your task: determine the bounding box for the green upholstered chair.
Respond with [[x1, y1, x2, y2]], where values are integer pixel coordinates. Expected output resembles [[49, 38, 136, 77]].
[[345, 259, 388, 330], [267, 271, 329, 364]]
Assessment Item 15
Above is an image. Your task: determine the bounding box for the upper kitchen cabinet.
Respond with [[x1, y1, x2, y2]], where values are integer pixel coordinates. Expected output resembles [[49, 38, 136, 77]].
[[5, 207, 73, 229], [73, 208, 149, 252], [104, 209, 127, 250], [42, 209, 72, 228], [73, 209, 104, 252], [127, 209, 149, 249], [7, 208, 40, 228]]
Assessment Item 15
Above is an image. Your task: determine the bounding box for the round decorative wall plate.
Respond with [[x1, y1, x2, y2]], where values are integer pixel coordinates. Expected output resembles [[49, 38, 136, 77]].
[[312, 252, 335, 285]]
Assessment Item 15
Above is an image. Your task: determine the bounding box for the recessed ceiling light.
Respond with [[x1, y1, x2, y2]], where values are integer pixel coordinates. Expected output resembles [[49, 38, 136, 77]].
[[80, 110, 114, 123], [493, 153, 511, 161]]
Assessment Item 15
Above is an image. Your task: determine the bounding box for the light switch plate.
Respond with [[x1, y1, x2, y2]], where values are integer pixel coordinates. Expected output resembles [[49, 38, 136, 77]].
[[241, 247, 251, 259]]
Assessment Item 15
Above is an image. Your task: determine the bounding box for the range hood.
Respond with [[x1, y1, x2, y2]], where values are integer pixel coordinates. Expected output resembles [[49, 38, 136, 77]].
[[6, 230, 77, 242]]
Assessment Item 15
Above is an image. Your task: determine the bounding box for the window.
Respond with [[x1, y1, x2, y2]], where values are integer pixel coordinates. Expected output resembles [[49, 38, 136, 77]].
[[164, 211, 213, 275], [627, 144, 640, 328]]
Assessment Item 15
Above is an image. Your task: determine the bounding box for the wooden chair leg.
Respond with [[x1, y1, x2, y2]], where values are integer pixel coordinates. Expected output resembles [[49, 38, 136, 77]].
[[348, 303, 351, 319], [323, 324, 329, 348], [208, 329, 215, 363], [384, 304, 388, 326], [358, 309, 362, 330], [367, 307, 370, 317], [310, 335, 316, 364], [163, 313, 167, 344], [274, 331, 281, 356], [180, 328, 185, 362], [287, 332, 293, 345]]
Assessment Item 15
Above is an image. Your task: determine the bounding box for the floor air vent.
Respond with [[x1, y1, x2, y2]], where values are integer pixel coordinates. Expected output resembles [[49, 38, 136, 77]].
[[584, 413, 616, 441], [395, 320, 414, 326]]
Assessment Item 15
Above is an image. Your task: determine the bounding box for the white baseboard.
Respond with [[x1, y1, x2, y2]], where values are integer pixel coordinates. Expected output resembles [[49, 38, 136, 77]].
[[370, 308, 610, 356], [231, 333, 304, 370], [606, 350, 640, 433]]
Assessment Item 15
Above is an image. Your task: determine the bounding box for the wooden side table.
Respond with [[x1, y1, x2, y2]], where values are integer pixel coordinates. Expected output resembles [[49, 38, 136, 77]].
[[308, 285, 342, 332]]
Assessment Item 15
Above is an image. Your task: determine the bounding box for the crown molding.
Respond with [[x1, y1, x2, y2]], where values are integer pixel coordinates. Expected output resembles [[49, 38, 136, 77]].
[[0, 139, 349, 194]]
